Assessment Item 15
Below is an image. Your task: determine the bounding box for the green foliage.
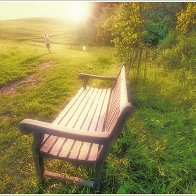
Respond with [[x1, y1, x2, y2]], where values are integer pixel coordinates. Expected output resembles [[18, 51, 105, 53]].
[[156, 3, 196, 69], [159, 30, 177, 49], [156, 45, 182, 69], [112, 3, 147, 61], [144, 22, 169, 46], [176, 3, 196, 35], [156, 38, 195, 69], [143, 6, 172, 46], [96, 57, 112, 66], [96, 5, 117, 45]]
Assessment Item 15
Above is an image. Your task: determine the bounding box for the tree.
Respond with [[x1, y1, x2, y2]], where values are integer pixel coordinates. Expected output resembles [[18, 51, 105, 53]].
[[176, 3, 196, 35], [111, 3, 153, 79], [157, 3, 195, 69], [176, 3, 196, 69], [96, 3, 119, 45]]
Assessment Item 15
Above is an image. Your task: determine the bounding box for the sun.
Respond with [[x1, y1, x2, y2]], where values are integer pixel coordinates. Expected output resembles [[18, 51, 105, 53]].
[[62, 2, 90, 22]]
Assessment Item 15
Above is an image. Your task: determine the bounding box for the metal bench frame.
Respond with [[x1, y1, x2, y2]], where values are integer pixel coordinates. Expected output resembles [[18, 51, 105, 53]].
[[19, 65, 132, 190]]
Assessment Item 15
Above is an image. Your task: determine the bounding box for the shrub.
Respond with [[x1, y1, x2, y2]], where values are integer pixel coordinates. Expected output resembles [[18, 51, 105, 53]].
[[159, 30, 177, 49]]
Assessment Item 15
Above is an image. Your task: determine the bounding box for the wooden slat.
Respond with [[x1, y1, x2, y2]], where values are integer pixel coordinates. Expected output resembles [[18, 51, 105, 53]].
[[75, 89, 111, 162], [61, 88, 93, 127], [104, 77, 121, 132], [78, 142, 91, 160], [88, 85, 119, 161], [49, 137, 66, 156], [73, 88, 99, 129], [76, 87, 100, 162], [68, 141, 83, 159], [67, 88, 98, 128], [44, 171, 94, 188], [89, 89, 107, 131], [72, 89, 102, 161], [120, 69, 128, 109], [42, 134, 50, 144], [87, 90, 108, 162], [97, 89, 111, 132], [62, 89, 104, 160], [58, 139, 74, 158], [88, 144, 98, 162], [105, 108, 120, 132], [40, 135, 58, 153], [53, 87, 85, 125], [81, 89, 103, 130]]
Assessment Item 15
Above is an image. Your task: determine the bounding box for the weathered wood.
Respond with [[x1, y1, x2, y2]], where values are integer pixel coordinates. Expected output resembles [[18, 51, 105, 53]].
[[97, 89, 111, 132], [93, 160, 104, 190], [20, 119, 109, 144], [44, 171, 94, 188], [49, 137, 66, 156], [79, 73, 116, 87], [44, 88, 108, 163], [88, 144, 99, 162], [19, 65, 132, 190], [59, 87, 92, 126], [53, 87, 85, 125], [40, 135, 58, 153], [81, 89, 103, 130], [68, 141, 83, 159], [89, 89, 106, 131], [74, 88, 99, 129], [66, 88, 98, 128], [78, 142, 91, 160], [79, 73, 116, 81], [32, 132, 44, 184], [58, 139, 74, 158]]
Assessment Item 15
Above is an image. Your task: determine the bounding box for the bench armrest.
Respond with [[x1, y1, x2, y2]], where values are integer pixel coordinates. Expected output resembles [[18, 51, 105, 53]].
[[79, 73, 116, 81], [79, 73, 116, 87], [19, 119, 109, 144]]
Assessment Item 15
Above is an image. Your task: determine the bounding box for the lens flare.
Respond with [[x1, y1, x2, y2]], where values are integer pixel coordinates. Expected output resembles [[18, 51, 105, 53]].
[[62, 2, 90, 22]]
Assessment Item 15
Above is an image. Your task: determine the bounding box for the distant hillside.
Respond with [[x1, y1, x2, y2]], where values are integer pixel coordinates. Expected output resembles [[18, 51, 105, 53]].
[[0, 17, 69, 41], [10, 17, 67, 24], [0, 17, 95, 45]]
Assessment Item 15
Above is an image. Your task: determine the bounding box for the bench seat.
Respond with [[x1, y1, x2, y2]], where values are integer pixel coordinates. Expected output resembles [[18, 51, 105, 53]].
[[40, 87, 111, 165]]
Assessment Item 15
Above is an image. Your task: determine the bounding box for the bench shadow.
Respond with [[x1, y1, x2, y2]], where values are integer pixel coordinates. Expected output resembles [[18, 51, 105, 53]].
[[103, 77, 192, 193]]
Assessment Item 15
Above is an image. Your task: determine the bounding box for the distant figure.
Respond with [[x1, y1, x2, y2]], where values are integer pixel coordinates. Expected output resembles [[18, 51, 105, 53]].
[[44, 34, 51, 53]]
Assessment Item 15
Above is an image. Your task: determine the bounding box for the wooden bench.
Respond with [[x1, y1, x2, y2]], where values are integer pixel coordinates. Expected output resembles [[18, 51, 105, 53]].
[[19, 65, 132, 190]]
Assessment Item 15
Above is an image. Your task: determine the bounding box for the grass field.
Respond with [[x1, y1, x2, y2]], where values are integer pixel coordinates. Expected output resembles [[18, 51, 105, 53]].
[[0, 18, 195, 194]]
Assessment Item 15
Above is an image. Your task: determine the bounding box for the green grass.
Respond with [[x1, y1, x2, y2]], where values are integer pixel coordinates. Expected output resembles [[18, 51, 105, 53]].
[[0, 18, 195, 194]]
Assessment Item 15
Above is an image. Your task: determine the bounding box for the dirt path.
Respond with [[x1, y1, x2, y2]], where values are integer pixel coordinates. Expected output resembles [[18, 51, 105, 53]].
[[0, 61, 53, 94]]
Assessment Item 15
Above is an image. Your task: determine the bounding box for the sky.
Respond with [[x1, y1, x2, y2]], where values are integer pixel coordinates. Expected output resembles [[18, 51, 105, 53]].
[[0, 1, 92, 20]]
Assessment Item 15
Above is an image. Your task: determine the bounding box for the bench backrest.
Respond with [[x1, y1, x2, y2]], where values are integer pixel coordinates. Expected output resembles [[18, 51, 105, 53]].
[[104, 66, 131, 134]]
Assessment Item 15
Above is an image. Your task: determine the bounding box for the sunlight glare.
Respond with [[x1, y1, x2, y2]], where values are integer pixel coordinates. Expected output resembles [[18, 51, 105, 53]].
[[63, 2, 90, 22]]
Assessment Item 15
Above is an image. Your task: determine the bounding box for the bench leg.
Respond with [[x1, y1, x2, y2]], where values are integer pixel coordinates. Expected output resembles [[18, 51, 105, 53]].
[[32, 132, 44, 184], [33, 151, 44, 184], [93, 160, 104, 191]]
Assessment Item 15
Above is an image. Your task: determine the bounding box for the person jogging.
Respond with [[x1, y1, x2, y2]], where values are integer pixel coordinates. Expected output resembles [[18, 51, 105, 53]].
[[44, 34, 51, 53]]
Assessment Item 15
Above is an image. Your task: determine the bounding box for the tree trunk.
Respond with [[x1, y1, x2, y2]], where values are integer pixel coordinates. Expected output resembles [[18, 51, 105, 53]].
[[144, 49, 148, 80], [127, 48, 134, 78], [136, 48, 143, 84]]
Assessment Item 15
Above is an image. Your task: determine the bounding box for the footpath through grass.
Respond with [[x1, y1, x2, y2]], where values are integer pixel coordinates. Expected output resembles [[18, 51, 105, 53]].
[[0, 24, 195, 193]]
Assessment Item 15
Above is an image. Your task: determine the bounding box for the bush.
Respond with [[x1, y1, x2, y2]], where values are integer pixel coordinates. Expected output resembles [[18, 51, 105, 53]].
[[156, 45, 182, 69], [156, 31, 195, 69], [159, 30, 177, 49]]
